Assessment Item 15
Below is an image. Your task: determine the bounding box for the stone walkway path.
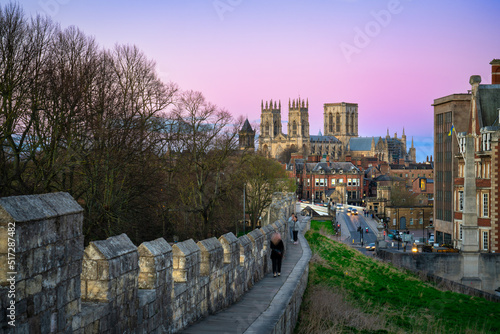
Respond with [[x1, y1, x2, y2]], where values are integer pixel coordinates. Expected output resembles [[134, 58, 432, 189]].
[[179, 212, 308, 334]]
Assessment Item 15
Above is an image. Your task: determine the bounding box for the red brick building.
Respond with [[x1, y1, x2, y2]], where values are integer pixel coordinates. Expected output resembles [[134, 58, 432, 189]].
[[291, 156, 364, 206]]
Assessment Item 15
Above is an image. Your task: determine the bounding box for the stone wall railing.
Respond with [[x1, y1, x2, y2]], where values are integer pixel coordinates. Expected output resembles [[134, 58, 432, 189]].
[[0, 192, 296, 333]]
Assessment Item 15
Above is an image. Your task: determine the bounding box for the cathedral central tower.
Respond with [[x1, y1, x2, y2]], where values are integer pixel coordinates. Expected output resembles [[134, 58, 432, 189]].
[[323, 102, 358, 146]]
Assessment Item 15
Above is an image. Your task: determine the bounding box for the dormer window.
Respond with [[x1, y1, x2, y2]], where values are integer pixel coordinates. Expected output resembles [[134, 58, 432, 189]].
[[481, 132, 491, 151]]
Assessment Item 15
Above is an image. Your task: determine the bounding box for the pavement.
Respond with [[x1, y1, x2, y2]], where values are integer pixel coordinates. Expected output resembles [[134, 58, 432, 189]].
[[179, 204, 310, 334]]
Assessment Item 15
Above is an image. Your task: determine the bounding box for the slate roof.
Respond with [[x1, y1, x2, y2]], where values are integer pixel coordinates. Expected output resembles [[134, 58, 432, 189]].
[[310, 135, 341, 143], [478, 85, 500, 128], [348, 137, 379, 151], [373, 174, 403, 182], [241, 119, 254, 132]]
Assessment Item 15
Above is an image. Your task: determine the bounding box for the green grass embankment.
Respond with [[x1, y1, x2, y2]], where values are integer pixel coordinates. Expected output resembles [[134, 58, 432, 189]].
[[295, 220, 500, 334]]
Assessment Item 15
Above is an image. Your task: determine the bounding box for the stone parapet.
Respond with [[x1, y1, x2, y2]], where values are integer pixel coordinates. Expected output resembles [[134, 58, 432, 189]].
[[0, 192, 297, 333], [0, 192, 83, 333]]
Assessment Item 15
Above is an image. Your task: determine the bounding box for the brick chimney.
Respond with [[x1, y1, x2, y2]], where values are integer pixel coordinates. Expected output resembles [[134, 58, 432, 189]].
[[491, 59, 500, 84]]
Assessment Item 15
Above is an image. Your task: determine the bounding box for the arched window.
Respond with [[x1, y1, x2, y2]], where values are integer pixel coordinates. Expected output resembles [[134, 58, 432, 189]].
[[336, 114, 340, 132], [292, 121, 297, 136], [329, 114, 333, 133], [264, 122, 269, 136], [274, 121, 279, 136]]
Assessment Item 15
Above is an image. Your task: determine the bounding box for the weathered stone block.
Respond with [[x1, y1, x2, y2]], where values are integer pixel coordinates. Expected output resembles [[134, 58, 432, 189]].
[[26, 274, 42, 295], [85, 280, 110, 302]]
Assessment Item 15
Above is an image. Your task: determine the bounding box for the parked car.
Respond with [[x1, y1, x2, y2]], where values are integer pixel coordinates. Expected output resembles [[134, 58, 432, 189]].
[[365, 243, 375, 251]]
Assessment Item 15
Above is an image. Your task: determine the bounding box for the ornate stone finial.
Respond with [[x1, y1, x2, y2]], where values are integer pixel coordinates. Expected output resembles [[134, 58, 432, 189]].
[[411, 136, 414, 148], [292, 99, 295, 109], [402, 127, 406, 136], [279, 100, 281, 109], [307, 98, 309, 108], [265, 100, 268, 109], [288, 98, 291, 108], [261, 100, 263, 111], [387, 128, 389, 137]]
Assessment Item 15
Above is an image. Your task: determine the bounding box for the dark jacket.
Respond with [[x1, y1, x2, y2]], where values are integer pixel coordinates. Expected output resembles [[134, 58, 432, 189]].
[[270, 240, 284, 259]]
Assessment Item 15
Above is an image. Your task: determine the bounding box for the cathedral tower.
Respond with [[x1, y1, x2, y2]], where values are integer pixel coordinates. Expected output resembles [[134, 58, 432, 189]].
[[287, 98, 310, 151], [259, 99, 282, 157], [260, 99, 282, 139], [323, 102, 358, 146]]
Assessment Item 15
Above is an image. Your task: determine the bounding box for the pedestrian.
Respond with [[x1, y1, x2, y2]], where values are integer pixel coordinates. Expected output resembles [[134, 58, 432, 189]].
[[270, 232, 284, 277], [288, 213, 295, 241], [292, 214, 299, 244]]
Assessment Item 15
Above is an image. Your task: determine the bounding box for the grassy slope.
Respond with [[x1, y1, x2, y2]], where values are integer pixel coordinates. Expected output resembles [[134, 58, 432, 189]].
[[295, 220, 500, 334]]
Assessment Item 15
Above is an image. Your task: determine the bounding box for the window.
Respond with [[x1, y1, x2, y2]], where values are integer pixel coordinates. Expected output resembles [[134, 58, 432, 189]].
[[393, 218, 396, 226], [338, 179, 343, 183], [331, 179, 336, 186], [348, 178, 352, 186], [315, 178, 319, 186], [419, 217, 423, 225], [459, 224, 462, 240], [410, 218, 414, 225], [483, 193, 489, 217], [458, 190, 464, 212], [483, 231, 488, 251]]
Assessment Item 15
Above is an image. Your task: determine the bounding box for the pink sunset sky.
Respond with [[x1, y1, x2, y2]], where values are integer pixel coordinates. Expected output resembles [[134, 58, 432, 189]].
[[20, 0, 500, 162]]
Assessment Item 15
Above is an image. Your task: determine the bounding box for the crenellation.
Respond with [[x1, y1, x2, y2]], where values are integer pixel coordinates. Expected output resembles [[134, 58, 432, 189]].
[[0, 192, 300, 333]]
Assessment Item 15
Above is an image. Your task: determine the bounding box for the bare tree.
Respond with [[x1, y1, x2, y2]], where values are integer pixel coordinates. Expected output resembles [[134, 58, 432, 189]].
[[0, 3, 55, 195], [169, 90, 242, 239]]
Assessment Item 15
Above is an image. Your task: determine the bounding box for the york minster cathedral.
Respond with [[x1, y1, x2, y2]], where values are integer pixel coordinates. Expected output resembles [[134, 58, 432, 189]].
[[255, 98, 416, 163]]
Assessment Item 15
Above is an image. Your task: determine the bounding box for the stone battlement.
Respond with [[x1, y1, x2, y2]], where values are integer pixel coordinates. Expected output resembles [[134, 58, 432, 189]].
[[0, 192, 296, 333]]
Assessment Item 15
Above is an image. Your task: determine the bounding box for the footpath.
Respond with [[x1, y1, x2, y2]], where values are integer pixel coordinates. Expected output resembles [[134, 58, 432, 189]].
[[180, 204, 311, 334]]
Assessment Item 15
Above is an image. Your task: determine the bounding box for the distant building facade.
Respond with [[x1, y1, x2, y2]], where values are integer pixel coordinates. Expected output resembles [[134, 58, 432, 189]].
[[433, 93, 471, 244]]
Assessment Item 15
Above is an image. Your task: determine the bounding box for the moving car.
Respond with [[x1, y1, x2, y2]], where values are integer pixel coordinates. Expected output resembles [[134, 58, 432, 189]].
[[351, 208, 358, 215], [365, 243, 375, 251], [365, 227, 369, 233]]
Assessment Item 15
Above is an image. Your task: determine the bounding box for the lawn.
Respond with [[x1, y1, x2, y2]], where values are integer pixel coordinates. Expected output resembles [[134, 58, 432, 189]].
[[295, 220, 500, 333]]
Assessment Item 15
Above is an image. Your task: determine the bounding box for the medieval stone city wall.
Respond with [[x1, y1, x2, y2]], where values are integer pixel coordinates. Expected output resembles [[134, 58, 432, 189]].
[[0, 192, 298, 333]]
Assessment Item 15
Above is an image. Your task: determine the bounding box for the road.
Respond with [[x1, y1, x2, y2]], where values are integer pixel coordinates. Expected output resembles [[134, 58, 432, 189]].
[[299, 202, 379, 255]]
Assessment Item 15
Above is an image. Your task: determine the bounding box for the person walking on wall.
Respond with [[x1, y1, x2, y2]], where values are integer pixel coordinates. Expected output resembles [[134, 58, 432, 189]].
[[270, 232, 284, 277], [288, 213, 295, 241], [292, 214, 299, 244]]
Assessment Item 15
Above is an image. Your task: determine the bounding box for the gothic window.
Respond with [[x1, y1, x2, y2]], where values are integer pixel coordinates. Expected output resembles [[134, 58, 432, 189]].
[[264, 122, 269, 136], [274, 121, 279, 136], [329, 114, 333, 133], [336, 114, 340, 132], [292, 121, 297, 136]]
